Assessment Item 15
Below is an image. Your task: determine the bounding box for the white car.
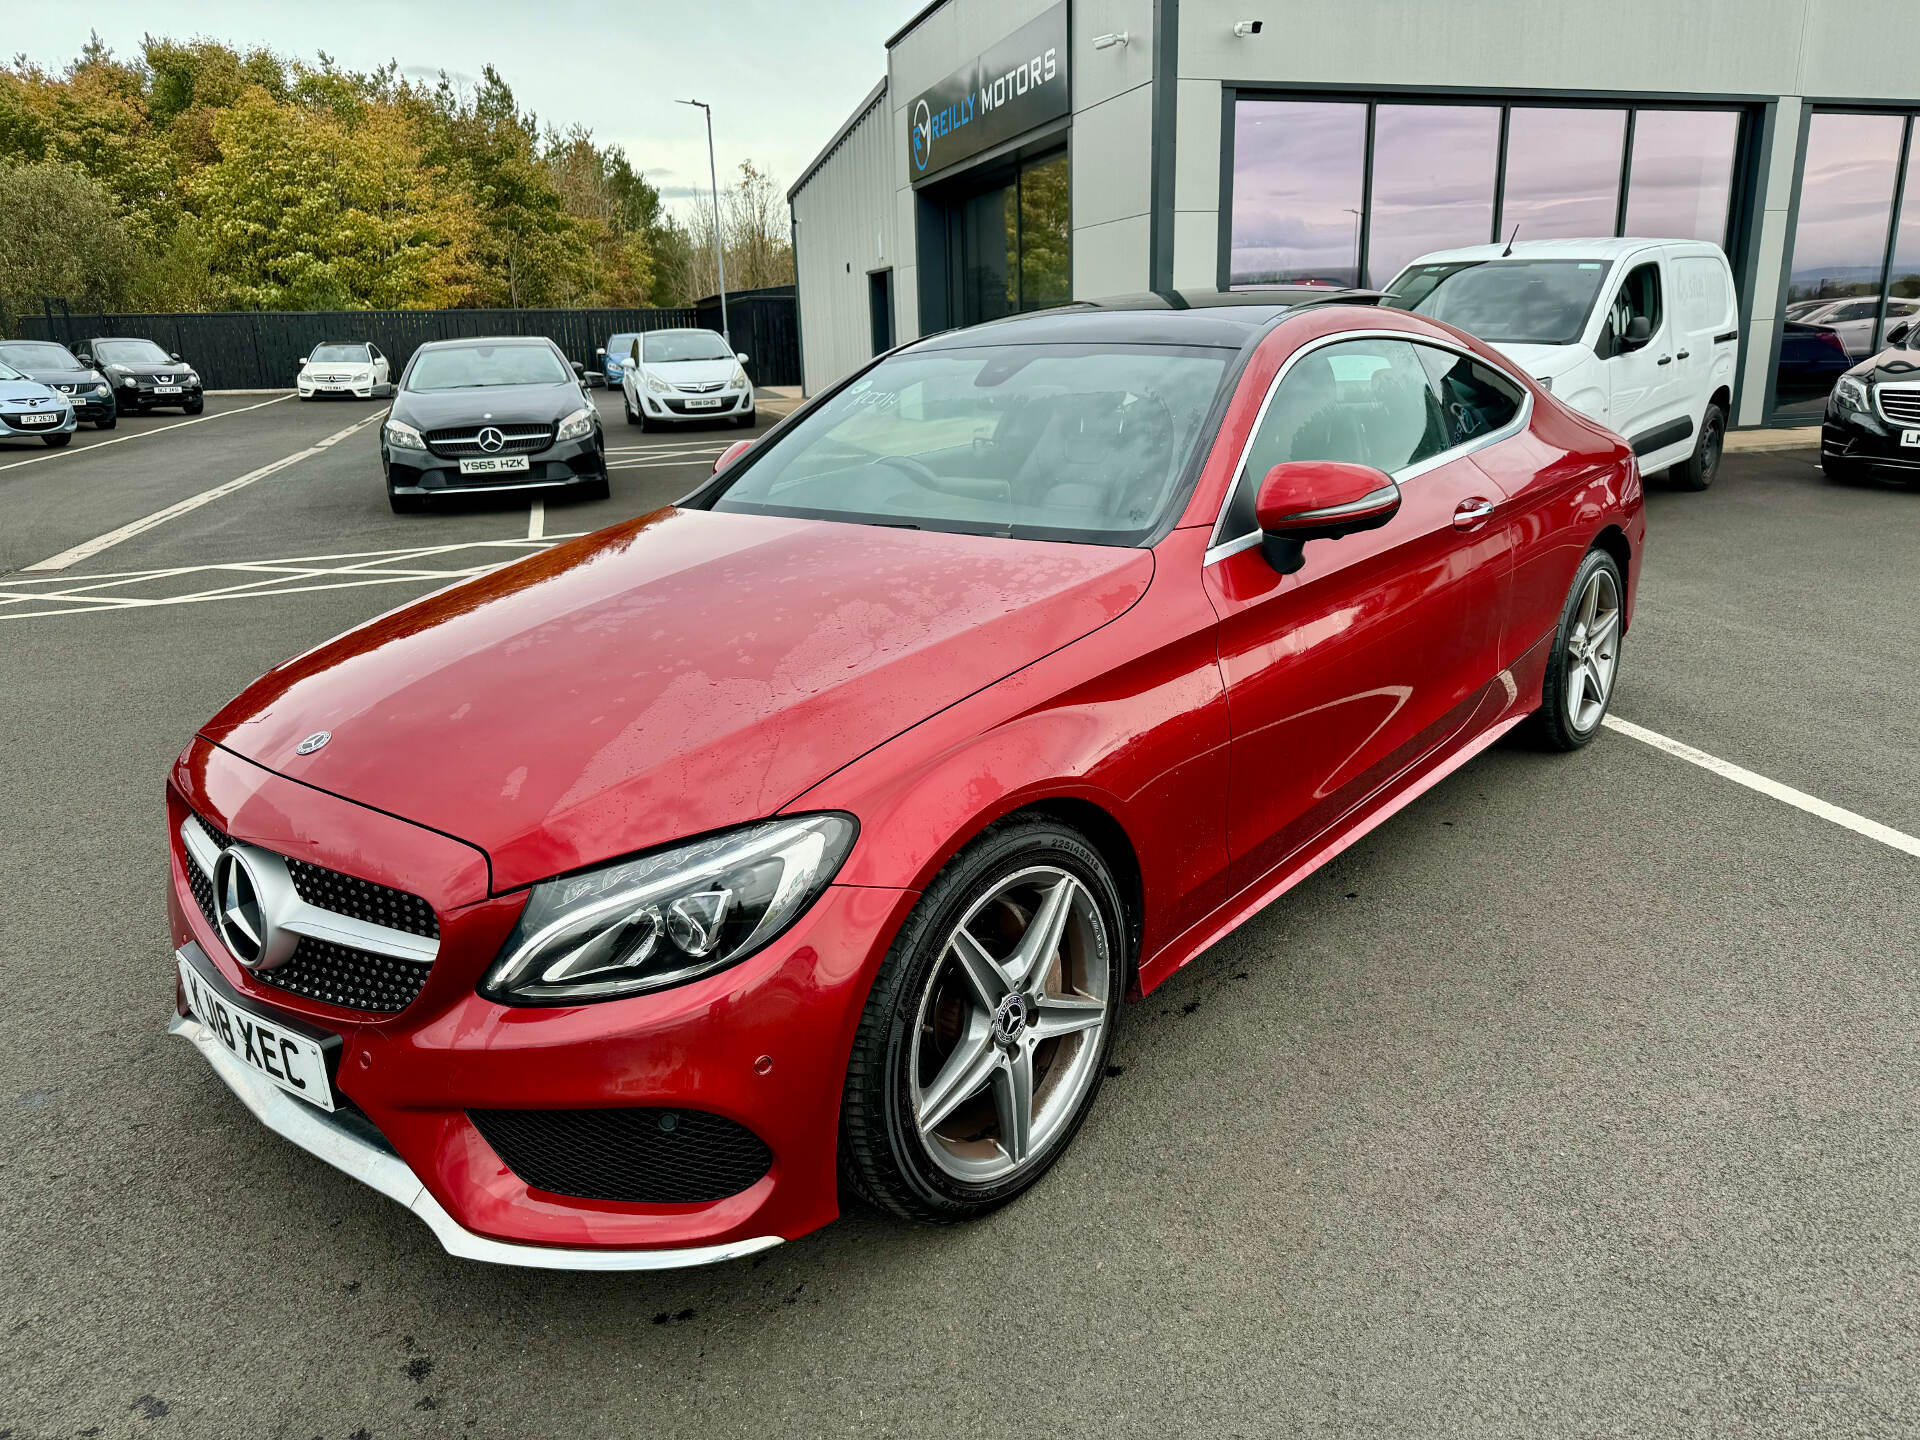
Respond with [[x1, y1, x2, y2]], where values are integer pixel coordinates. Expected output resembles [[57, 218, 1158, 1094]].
[[296, 341, 392, 400], [1785, 295, 1920, 359], [1385, 238, 1740, 490], [618, 328, 755, 429]]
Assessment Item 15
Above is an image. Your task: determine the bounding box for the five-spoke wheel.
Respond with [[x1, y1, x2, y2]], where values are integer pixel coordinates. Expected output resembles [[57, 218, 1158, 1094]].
[[1532, 547, 1626, 750]]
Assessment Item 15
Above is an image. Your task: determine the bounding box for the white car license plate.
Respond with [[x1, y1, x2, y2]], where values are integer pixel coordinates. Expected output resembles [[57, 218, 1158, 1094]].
[[154, 384, 182, 394], [1902, 429, 1920, 447], [684, 396, 723, 410], [18, 412, 58, 426], [177, 954, 335, 1111], [459, 455, 531, 474]]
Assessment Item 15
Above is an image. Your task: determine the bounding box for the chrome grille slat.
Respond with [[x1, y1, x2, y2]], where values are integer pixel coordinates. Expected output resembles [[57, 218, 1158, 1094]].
[[1876, 387, 1920, 425]]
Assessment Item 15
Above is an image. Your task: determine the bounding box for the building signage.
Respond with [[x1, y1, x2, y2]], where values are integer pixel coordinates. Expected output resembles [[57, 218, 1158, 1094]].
[[907, 2, 1070, 185]]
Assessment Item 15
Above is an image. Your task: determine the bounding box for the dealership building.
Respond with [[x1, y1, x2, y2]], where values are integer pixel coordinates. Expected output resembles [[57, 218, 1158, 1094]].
[[789, 0, 1920, 428]]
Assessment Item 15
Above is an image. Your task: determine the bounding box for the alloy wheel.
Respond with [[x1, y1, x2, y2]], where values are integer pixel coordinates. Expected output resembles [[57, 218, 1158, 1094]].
[[1566, 565, 1622, 733], [908, 866, 1112, 1184]]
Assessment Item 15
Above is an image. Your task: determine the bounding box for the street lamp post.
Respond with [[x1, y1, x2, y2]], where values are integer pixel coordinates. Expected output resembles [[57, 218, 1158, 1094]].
[[678, 98, 729, 345]]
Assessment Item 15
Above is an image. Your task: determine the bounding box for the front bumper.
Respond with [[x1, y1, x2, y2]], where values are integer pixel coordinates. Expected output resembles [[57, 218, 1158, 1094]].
[[299, 375, 380, 399], [637, 388, 754, 422], [0, 408, 77, 438], [115, 380, 202, 408], [1823, 401, 1920, 476], [166, 741, 913, 1264], [50, 389, 114, 419], [384, 433, 607, 496]]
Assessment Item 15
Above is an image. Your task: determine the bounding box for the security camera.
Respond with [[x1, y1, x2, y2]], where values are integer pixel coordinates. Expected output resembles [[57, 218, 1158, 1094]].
[[1233, 20, 1263, 35]]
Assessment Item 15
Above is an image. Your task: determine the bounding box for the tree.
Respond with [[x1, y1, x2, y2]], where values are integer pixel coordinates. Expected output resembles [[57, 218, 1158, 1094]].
[[680, 159, 795, 300], [0, 161, 137, 322]]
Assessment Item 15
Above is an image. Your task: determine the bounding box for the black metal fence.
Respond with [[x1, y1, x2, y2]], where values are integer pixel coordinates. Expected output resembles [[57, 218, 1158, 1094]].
[[11, 293, 801, 391]]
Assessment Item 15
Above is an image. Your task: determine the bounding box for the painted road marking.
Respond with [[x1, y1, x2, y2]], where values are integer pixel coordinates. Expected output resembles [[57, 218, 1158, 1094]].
[[1605, 716, 1920, 860], [528, 501, 545, 541], [0, 394, 293, 474], [20, 410, 387, 572]]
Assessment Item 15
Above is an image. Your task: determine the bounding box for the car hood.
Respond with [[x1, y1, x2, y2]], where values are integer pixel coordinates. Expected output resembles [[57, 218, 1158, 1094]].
[[392, 381, 585, 429], [13, 365, 97, 386], [1847, 347, 1920, 384], [0, 380, 62, 405], [1485, 341, 1589, 382], [644, 358, 738, 385], [201, 508, 1153, 891]]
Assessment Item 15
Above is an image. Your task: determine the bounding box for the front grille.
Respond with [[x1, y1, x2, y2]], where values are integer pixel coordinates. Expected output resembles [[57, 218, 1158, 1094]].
[[424, 423, 554, 458], [468, 1107, 773, 1204], [181, 810, 435, 1015], [1878, 388, 1920, 424], [254, 936, 431, 1013], [674, 380, 725, 394]]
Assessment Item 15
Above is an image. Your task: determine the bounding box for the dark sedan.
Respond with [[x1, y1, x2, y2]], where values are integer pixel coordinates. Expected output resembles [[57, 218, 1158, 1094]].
[[76, 337, 203, 414], [0, 341, 116, 428], [1822, 318, 1920, 484], [381, 337, 608, 513]]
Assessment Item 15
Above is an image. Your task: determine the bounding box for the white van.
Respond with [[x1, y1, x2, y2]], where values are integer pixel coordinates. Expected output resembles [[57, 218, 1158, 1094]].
[[1383, 239, 1740, 490]]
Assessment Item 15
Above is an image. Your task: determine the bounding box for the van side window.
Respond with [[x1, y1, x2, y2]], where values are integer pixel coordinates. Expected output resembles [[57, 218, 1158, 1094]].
[[1604, 263, 1663, 356], [1414, 345, 1523, 447]]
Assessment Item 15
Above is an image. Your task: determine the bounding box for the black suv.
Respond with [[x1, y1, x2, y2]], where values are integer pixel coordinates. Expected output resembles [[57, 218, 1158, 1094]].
[[76, 337, 204, 415], [381, 337, 606, 513]]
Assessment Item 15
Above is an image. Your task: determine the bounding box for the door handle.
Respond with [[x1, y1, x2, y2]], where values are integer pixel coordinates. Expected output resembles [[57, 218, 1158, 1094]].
[[1676, 349, 1691, 360], [1453, 497, 1496, 529], [1656, 355, 1672, 365]]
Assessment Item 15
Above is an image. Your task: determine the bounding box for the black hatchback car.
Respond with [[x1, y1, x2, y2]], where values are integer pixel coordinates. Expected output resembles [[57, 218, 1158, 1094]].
[[1822, 318, 1920, 485], [0, 340, 117, 428], [381, 336, 607, 513], [76, 337, 203, 414]]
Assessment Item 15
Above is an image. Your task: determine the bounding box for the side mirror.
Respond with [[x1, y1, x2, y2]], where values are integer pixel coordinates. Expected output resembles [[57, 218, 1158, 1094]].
[[1888, 321, 1911, 347], [595, 348, 607, 358], [736, 352, 750, 365], [570, 361, 585, 375], [297, 356, 309, 367], [713, 438, 753, 474], [170, 351, 183, 362], [1622, 315, 1652, 349], [1254, 460, 1401, 574], [75, 352, 93, 366]]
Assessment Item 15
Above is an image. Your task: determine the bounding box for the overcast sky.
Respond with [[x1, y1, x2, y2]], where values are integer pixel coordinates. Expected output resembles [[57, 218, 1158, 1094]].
[[8, 0, 915, 217]]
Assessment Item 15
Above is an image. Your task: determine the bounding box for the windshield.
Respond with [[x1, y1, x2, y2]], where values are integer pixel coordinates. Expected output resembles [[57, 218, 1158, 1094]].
[[645, 331, 733, 364], [310, 343, 371, 363], [0, 342, 81, 369], [709, 343, 1230, 544], [605, 334, 637, 355], [1383, 260, 1611, 345], [406, 344, 569, 391], [93, 339, 173, 365], [0, 359, 25, 382]]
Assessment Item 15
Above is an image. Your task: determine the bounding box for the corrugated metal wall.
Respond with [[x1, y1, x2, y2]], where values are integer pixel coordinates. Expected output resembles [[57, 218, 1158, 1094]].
[[791, 85, 896, 395]]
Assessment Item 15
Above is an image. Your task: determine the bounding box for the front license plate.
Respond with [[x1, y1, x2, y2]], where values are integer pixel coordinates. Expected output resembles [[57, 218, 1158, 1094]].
[[684, 396, 723, 410], [18, 412, 58, 426], [458, 455, 531, 474], [153, 384, 182, 394], [1902, 429, 1920, 447], [177, 954, 335, 1111]]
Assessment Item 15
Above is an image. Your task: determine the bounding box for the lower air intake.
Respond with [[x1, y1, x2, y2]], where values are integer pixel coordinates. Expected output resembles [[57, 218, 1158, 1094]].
[[467, 1107, 773, 1204]]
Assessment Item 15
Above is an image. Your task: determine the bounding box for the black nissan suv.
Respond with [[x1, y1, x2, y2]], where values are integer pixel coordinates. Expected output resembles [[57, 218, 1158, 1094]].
[[77, 337, 204, 414], [380, 337, 607, 513]]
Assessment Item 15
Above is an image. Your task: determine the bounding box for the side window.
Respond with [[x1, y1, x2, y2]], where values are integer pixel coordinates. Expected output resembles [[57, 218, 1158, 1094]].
[[630, 338, 641, 364], [1220, 338, 1448, 538], [1604, 262, 1663, 356], [1415, 345, 1523, 448]]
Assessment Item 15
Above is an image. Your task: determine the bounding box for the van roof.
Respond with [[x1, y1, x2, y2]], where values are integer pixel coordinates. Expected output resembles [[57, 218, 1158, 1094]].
[[1396, 238, 1729, 270]]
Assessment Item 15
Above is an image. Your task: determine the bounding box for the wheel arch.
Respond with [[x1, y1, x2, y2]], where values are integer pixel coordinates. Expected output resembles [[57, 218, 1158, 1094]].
[[1708, 384, 1732, 419], [1592, 523, 1634, 629]]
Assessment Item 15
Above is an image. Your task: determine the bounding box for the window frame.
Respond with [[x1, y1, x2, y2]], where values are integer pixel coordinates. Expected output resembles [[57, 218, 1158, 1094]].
[[1205, 328, 1533, 565]]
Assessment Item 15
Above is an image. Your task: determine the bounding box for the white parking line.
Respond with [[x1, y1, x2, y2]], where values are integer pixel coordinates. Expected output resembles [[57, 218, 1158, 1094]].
[[528, 501, 544, 541], [0, 394, 292, 474], [1605, 716, 1920, 860], [20, 410, 386, 573]]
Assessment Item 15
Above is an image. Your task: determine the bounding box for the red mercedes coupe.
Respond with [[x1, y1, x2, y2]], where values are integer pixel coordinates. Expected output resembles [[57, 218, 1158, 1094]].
[[167, 291, 1643, 1269]]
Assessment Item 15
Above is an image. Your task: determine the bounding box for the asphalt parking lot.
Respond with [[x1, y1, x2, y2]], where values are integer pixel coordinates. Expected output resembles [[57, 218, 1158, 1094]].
[[2, 397, 1917, 1438]]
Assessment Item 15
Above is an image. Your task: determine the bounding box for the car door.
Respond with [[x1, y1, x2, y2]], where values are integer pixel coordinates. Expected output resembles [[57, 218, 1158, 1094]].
[[1599, 258, 1689, 463], [371, 347, 389, 385], [1202, 332, 1513, 894]]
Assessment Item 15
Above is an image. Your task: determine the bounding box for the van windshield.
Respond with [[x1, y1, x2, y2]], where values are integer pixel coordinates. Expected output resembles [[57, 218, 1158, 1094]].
[[1383, 259, 1611, 345]]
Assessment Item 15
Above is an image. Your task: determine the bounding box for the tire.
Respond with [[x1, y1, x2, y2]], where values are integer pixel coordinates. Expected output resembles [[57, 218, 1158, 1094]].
[[1822, 453, 1870, 486], [183, 396, 204, 415], [1669, 403, 1724, 491], [839, 817, 1126, 1224], [734, 412, 754, 428], [96, 414, 116, 431], [43, 433, 73, 448], [1527, 547, 1625, 752], [579, 476, 611, 502], [388, 490, 424, 514]]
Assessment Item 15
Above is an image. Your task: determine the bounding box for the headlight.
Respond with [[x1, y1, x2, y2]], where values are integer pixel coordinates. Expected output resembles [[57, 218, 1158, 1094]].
[[1834, 375, 1870, 413], [731, 365, 749, 390], [109, 365, 129, 377], [554, 405, 596, 442], [88, 370, 105, 384], [645, 370, 671, 394], [481, 814, 857, 1006], [384, 418, 427, 450]]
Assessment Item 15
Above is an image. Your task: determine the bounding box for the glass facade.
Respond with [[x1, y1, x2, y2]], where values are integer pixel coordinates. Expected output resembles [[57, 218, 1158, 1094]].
[[1772, 112, 1909, 422], [1230, 97, 1746, 292], [954, 149, 1071, 325]]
